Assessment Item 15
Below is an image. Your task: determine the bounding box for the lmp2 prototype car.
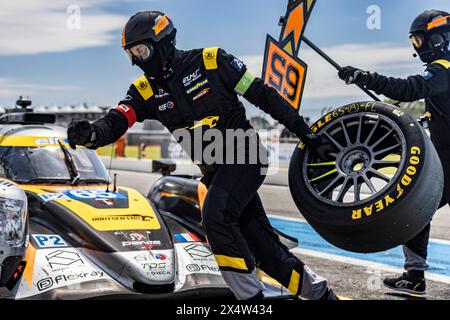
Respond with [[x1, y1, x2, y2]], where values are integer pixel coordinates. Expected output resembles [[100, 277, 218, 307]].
[[0, 100, 294, 300]]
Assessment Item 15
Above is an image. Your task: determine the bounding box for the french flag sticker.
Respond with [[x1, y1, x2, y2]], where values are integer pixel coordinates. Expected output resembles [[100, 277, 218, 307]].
[[175, 232, 201, 243]]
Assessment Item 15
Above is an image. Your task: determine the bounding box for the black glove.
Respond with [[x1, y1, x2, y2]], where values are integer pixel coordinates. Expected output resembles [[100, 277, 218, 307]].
[[67, 120, 94, 150], [338, 66, 370, 85], [303, 134, 335, 161]]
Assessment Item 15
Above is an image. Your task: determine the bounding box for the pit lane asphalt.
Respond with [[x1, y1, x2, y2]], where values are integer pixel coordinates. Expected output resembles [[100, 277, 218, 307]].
[[112, 169, 450, 300]]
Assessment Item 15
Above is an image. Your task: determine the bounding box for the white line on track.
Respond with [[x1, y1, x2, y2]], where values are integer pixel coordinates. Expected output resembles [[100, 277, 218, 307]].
[[269, 214, 450, 284], [269, 214, 450, 245], [292, 247, 450, 285]]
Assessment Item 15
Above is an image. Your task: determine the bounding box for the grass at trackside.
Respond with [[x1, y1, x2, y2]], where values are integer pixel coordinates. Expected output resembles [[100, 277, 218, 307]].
[[97, 145, 161, 159]]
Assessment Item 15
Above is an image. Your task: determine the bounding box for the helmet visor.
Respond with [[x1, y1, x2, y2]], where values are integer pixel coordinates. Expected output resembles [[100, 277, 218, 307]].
[[410, 33, 425, 49], [125, 43, 155, 63]]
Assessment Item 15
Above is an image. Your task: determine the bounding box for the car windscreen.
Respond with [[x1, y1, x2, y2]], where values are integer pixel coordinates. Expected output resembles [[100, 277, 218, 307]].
[[0, 146, 109, 183]]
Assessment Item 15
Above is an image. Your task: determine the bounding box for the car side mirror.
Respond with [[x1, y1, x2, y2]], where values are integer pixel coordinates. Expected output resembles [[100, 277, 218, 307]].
[[152, 160, 176, 176]]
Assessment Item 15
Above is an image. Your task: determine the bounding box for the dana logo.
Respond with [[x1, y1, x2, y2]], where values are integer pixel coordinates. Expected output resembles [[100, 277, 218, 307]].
[[158, 101, 174, 111], [183, 68, 201, 86]]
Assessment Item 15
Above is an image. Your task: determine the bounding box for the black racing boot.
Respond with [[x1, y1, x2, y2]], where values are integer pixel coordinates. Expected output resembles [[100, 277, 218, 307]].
[[383, 271, 426, 295]]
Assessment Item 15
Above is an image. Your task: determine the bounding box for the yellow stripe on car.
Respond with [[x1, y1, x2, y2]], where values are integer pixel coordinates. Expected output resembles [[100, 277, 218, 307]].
[[214, 254, 248, 271], [0, 136, 70, 147]]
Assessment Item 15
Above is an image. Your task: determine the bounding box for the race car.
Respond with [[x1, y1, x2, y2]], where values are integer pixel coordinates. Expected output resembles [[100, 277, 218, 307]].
[[0, 99, 294, 300]]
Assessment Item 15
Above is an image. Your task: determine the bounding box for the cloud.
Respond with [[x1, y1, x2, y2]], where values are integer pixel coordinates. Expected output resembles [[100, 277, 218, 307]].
[[0, 78, 80, 101], [0, 1, 129, 55], [241, 43, 423, 100]]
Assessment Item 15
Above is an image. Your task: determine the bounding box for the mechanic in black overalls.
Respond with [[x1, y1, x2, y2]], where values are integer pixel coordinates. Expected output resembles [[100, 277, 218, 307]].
[[338, 10, 450, 296], [67, 11, 337, 300]]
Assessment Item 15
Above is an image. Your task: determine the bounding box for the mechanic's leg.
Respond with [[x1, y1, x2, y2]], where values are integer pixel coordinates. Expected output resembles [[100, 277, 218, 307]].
[[403, 223, 430, 272], [201, 164, 266, 300], [402, 148, 450, 273], [239, 194, 329, 300]]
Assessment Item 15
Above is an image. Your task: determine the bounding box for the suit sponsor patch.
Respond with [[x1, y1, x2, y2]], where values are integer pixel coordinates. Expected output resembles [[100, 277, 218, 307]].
[[186, 78, 209, 95], [192, 88, 211, 101], [420, 70, 434, 80], [230, 57, 245, 72]]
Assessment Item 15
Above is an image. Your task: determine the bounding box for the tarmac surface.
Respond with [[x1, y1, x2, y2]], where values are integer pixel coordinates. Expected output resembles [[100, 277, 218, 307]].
[[113, 169, 450, 300]]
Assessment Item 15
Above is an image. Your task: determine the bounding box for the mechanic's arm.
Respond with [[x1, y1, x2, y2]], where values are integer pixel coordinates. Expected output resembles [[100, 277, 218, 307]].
[[338, 64, 449, 102], [216, 49, 312, 142], [67, 87, 149, 149]]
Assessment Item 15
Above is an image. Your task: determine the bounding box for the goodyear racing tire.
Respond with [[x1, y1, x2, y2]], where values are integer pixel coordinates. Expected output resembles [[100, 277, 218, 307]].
[[289, 101, 444, 253]]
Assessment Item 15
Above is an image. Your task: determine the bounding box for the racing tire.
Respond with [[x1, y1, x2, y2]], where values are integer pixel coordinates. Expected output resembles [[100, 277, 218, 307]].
[[288, 101, 443, 253]]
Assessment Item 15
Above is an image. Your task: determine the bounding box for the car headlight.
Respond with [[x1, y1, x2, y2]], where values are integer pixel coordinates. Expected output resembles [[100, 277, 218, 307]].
[[0, 197, 27, 248]]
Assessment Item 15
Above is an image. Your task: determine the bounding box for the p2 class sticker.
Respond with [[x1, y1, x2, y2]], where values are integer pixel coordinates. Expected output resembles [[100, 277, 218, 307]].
[[32, 234, 67, 248]]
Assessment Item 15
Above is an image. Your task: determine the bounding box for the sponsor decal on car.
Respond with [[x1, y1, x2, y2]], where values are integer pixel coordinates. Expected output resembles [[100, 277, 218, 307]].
[[37, 189, 125, 202], [125, 250, 175, 280], [36, 271, 104, 292], [15, 247, 111, 299], [175, 243, 221, 280], [113, 231, 161, 249]]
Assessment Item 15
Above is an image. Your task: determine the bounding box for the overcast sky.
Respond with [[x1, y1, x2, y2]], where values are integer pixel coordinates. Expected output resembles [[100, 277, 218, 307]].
[[0, 0, 448, 121]]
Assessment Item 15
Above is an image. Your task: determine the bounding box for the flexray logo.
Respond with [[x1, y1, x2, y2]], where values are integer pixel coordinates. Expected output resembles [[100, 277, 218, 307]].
[[183, 68, 202, 87], [36, 271, 104, 291], [186, 264, 219, 273]]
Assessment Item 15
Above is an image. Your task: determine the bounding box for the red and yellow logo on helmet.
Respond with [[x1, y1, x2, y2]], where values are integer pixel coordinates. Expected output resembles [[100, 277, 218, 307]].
[[153, 15, 170, 36]]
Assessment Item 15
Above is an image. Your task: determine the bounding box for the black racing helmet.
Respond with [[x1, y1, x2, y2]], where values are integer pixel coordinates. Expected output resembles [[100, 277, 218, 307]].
[[409, 10, 450, 63], [121, 11, 176, 65]]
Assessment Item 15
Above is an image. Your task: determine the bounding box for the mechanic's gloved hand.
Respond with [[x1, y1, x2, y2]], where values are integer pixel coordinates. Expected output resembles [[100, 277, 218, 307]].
[[67, 120, 94, 150], [338, 66, 370, 85], [303, 134, 335, 161]]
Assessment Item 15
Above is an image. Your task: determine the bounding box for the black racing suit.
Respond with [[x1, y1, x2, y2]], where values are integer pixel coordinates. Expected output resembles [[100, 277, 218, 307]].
[[89, 47, 328, 299], [360, 56, 450, 271]]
